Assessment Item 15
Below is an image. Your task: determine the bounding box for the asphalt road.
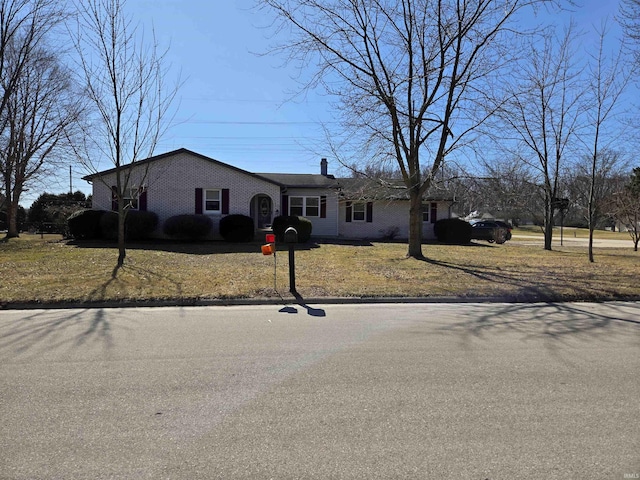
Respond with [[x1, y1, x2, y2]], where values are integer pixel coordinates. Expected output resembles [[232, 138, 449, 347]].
[[1, 302, 639, 480]]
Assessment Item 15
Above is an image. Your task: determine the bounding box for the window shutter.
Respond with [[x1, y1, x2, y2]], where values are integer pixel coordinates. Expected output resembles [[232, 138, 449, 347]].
[[366, 202, 373, 223], [195, 188, 203, 214], [139, 188, 147, 211], [430, 202, 437, 224], [111, 186, 118, 211], [282, 195, 289, 216], [345, 201, 352, 223], [222, 189, 230, 214], [320, 196, 327, 218]]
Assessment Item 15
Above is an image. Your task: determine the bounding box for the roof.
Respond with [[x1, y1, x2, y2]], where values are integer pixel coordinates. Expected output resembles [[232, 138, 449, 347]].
[[81, 148, 283, 186], [336, 177, 454, 202], [256, 172, 338, 189]]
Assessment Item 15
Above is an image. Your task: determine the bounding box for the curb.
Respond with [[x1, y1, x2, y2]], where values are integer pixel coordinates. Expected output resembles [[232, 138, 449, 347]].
[[3, 294, 640, 310]]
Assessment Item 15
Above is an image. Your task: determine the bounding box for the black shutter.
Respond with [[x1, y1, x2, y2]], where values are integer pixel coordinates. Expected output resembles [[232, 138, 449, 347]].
[[139, 188, 147, 211], [320, 196, 327, 218], [111, 186, 118, 211], [222, 189, 230, 214], [195, 188, 203, 214], [345, 201, 352, 222], [366, 202, 373, 223], [282, 195, 289, 216]]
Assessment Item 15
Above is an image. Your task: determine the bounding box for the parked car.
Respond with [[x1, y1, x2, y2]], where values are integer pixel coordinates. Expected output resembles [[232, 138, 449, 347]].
[[470, 220, 509, 244], [492, 220, 513, 240]]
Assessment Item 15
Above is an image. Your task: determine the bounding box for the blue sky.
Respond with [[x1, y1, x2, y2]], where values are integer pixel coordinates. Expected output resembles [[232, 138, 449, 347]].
[[35, 0, 631, 206]]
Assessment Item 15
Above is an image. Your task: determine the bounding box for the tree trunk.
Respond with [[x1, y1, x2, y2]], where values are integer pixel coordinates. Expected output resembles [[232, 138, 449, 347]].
[[117, 203, 126, 267], [407, 190, 424, 259], [543, 205, 553, 251], [6, 201, 19, 238]]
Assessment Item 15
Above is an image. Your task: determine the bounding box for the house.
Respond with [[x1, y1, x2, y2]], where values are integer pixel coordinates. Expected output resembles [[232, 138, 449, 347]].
[[82, 148, 454, 240]]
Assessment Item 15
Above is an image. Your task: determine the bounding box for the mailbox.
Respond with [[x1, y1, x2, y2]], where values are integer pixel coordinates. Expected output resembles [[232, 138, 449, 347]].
[[284, 226, 298, 244]]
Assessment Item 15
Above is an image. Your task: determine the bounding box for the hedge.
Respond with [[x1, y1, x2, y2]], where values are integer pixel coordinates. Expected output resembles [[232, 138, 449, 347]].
[[271, 215, 313, 243], [99, 210, 158, 241], [163, 214, 213, 241], [434, 218, 472, 244], [67, 209, 106, 240], [219, 214, 254, 242]]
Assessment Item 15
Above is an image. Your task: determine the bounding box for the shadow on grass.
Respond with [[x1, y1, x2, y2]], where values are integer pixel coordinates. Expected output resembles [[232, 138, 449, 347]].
[[67, 239, 325, 255]]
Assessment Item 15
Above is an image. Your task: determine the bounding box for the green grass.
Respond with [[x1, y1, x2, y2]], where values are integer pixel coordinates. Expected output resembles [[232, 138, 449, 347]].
[[1, 232, 638, 305]]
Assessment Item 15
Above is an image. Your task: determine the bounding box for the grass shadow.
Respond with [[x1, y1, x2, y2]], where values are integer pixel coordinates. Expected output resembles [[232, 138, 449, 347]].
[[68, 239, 323, 255]]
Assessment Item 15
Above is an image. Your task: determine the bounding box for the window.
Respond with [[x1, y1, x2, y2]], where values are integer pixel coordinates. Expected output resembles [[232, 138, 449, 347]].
[[124, 187, 139, 210], [290, 196, 304, 216], [289, 196, 321, 217], [422, 202, 438, 223], [352, 203, 366, 222], [205, 189, 221, 213]]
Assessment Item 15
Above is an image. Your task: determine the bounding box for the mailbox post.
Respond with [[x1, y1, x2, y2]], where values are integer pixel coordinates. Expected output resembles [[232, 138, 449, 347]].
[[284, 227, 298, 294]]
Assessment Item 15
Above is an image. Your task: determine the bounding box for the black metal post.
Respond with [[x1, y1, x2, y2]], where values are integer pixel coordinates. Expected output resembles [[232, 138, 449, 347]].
[[288, 244, 296, 294]]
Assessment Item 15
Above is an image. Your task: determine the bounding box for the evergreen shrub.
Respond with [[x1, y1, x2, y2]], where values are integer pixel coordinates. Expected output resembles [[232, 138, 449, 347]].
[[163, 214, 213, 240], [272, 215, 313, 243], [434, 218, 472, 244], [219, 214, 254, 242], [100, 210, 158, 241], [67, 209, 106, 240]]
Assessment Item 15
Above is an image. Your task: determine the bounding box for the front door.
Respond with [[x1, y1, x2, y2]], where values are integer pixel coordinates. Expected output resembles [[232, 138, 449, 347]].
[[257, 195, 272, 229]]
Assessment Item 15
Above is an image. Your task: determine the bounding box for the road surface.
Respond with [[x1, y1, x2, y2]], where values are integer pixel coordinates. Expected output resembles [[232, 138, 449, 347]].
[[1, 302, 639, 479]]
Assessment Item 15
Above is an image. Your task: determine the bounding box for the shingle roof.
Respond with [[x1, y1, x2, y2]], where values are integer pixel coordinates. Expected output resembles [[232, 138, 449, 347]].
[[256, 172, 338, 189]]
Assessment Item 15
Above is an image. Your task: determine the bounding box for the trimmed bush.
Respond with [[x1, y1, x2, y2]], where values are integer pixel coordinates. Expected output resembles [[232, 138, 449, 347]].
[[67, 209, 106, 240], [272, 215, 313, 243], [219, 214, 254, 242], [434, 218, 472, 244], [163, 214, 213, 241], [99, 210, 159, 241]]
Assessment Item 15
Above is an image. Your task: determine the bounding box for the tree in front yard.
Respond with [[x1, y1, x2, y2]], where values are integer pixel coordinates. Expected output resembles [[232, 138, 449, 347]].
[[70, 0, 178, 267], [259, 0, 561, 259]]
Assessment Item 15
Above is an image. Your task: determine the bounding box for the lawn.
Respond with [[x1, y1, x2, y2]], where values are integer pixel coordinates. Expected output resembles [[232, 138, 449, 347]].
[[1, 231, 638, 306]]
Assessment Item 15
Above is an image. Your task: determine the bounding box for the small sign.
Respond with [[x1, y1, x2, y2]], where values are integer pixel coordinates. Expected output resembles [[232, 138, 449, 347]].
[[265, 233, 276, 243]]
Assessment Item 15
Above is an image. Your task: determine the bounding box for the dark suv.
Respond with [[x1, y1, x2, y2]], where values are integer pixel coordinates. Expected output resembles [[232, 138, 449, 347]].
[[470, 220, 509, 244]]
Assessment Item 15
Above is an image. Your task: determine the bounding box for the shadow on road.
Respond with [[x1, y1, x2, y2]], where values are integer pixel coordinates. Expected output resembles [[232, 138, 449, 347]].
[[0, 308, 120, 359], [439, 302, 640, 344], [278, 293, 326, 317]]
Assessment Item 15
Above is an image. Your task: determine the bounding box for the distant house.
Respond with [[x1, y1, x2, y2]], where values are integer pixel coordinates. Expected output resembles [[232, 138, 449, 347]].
[[82, 148, 454, 240]]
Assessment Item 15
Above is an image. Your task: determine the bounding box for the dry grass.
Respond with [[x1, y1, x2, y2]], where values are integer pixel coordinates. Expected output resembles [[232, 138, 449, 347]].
[[1, 232, 638, 305]]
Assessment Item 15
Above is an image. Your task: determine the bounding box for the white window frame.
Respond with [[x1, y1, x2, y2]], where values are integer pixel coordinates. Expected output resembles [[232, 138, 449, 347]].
[[352, 202, 366, 222], [204, 188, 221, 214], [422, 204, 429, 222], [124, 187, 139, 210], [289, 196, 321, 217]]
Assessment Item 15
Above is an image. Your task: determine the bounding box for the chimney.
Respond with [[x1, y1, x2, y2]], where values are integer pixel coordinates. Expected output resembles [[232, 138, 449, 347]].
[[320, 158, 328, 176]]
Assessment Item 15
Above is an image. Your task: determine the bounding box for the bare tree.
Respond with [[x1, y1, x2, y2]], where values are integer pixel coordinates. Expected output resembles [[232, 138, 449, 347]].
[[71, 0, 177, 267], [261, 0, 559, 259], [607, 167, 640, 251], [581, 24, 633, 262], [0, 0, 74, 238], [618, 0, 640, 66], [490, 24, 583, 250], [567, 150, 625, 235]]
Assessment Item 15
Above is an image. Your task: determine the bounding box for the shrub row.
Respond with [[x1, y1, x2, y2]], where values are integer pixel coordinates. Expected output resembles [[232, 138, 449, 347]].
[[434, 218, 472, 244], [67, 211, 262, 243], [272, 215, 313, 243], [67, 210, 159, 241]]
